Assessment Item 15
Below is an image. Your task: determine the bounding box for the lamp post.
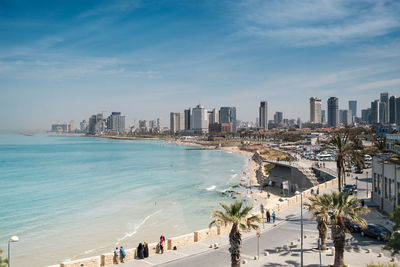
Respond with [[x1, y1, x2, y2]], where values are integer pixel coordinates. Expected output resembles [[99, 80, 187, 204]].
[[295, 191, 303, 267], [355, 176, 358, 190], [8, 236, 19, 267], [366, 171, 369, 198]]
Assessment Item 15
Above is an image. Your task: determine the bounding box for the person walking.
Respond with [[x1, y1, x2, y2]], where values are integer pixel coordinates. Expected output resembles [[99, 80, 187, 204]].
[[316, 187, 320, 195], [113, 247, 119, 264], [272, 210, 276, 223], [120, 246, 126, 263], [266, 209, 271, 223]]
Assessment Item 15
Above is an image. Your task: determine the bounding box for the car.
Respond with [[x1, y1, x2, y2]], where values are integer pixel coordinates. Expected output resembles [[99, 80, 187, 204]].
[[344, 218, 362, 233], [361, 223, 391, 241], [343, 184, 357, 195]]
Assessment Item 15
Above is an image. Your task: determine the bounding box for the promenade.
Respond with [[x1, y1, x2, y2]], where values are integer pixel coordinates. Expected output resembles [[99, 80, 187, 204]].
[[110, 177, 398, 267]]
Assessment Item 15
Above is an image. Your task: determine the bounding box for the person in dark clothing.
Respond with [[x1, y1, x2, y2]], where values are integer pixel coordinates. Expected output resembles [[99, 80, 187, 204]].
[[137, 243, 144, 259], [143, 242, 149, 258], [266, 209, 271, 223]]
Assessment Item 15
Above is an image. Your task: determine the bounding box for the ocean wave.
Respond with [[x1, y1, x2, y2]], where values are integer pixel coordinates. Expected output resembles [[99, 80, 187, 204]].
[[231, 173, 238, 178], [206, 185, 216, 191], [116, 209, 162, 244]]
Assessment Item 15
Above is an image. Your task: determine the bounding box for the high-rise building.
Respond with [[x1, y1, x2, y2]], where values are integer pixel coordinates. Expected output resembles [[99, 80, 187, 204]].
[[88, 113, 105, 134], [208, 109, 219, 124], [327, 97, 339, 127], [156, 118, 161, 129], [380, 92, 389, 123], [309, 97, 322, 123], [138, 120, 148, 133], [170, 112, 184, 133], [274, 111, 283, 125], [349, 100, 357, 118], [341, 110, 352, 125], [259, 101, 268, 130], [371, 100, 380, 124], [361, 109, 371, 124], [379, 101, 387, 124], [219, 107, 237, 132], [107, 112, 125, 134], [389, 96, 397, 124], [339, 110, 345, 124], [191, 104, 208, 133], [80, 120, 88, 133], [184, 108, 192, 131], [396, 97, 400, 125], [321, 110, 326, 124]]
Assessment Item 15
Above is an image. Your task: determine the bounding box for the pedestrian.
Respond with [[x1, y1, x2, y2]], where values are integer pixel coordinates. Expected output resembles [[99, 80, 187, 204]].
[[317, 187, 320, 195], [160, 235, 165, 254], [120, 246, 126, 263], [113, 247, 119, 264], [143, 242, 149, 258], [272, 210, 276, 223], [311, 188, 314, 195], [266, 209, 271, 223], [267, 192, 271, 199], [137, 243, 144, 259]]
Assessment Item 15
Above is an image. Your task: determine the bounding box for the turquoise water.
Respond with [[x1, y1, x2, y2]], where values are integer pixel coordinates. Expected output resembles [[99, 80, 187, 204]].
[[0, 134, 248, 266]]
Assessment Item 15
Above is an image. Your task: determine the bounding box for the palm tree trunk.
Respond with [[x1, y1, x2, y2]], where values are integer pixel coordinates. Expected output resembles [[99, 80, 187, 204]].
[[317, 220, 328, 250], [337, 159, 342, 192], [332, 224, 346, 267], [229, 224, 242, 267]]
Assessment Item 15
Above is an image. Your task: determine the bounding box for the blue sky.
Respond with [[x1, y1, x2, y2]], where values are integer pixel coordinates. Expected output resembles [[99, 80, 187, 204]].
[[1, 0, 400, 130]]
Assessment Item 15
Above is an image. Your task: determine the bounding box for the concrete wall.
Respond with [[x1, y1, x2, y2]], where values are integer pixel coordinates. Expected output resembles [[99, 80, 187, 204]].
[[60, 256, 100, 267], [194, 227, 218, 242], [167, 233, 195, 250]]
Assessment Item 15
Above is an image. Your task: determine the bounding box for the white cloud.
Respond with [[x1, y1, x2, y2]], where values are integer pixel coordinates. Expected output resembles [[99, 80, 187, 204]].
[[348, 78, 400, 92], [236, 0, 400, 46]]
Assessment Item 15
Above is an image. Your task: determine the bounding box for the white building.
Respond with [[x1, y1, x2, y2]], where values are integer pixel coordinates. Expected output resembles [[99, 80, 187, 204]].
[[310, 97, 322, 123], [372, 155, 400, 213], [259, 101, 268, 130], [170, 112, 184, 133], [191, 104, 209, 133]]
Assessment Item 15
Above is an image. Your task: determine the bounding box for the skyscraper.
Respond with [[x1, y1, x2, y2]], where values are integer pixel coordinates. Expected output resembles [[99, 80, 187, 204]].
[[349, 100, 357, 118], [327, 97, 339, 127], [184, 108, 192, 131], [170, 112, 184, 133], [219, 107, 237, 132], [389, 96, 397, 124], [396, 97, 400, 125], [274, 111, 283, 125], [309, 97, 322, 123], [191, 104, 208, 133], [208, 109, 219, 124], [379, 101, 386, 124], [371, 100, 380, 124], [259, 101, 268, 130], [380, 92, 389, 123], [341, 110, 352, 125], [107, 112, 125, 134], [361, 109, 371, 124], [321, 110, 326, 124]]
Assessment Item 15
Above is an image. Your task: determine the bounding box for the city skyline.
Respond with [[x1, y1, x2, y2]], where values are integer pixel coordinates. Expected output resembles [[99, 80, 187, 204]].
[[1, 0, 400, 131]]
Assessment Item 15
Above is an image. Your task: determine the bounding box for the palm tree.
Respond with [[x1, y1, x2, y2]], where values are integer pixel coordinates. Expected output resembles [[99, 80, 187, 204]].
[[304, 194, 331, 250], [329, 192, 369, 267], [210, 201, 261, 267], [327, 131, 352, 192]]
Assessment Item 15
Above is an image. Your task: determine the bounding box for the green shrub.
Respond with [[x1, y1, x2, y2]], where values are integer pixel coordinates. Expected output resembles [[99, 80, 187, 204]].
[[366, 263, 399, 267]]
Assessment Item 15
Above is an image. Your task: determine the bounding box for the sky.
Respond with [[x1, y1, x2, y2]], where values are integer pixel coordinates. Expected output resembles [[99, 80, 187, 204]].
[[1, 0, 400, 131]]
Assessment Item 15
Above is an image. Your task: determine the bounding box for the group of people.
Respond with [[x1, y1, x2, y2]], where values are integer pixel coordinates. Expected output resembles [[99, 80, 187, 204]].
[[114, 235, 165, 264], [137, 242, 149, 259], [266, 209, 276, 223], [113, 246, 127, 264]]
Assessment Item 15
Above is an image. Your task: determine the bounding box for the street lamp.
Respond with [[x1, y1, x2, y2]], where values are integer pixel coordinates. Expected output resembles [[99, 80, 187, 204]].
[[8, 236, 19, 267], [355, 176, 358, 190], [366, 171, 369, 198], [295, 191, 303, 267]]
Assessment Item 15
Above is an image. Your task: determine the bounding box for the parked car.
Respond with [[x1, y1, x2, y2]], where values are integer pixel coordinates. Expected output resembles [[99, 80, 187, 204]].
[[343, 184, 357, 195], [361, 224, 391, 241], [344, 218, 363, 233]]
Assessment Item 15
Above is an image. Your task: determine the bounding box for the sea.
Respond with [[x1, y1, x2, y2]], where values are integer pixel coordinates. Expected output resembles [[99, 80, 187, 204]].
[[0, 134, 249, 267]]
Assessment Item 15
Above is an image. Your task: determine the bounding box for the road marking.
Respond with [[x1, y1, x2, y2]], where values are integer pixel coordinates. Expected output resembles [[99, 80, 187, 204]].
[[141, 259, 154, 265]]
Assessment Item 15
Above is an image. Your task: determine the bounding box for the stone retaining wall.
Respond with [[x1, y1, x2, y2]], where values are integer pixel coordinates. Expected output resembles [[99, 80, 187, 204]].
[[167, 233, 195, 250], [194, 227, 219, 242], [60, 256, 100, 267]]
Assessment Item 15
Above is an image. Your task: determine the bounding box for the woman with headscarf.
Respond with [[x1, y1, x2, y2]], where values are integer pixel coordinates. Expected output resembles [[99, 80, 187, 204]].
[[143, 242, 149, 258], [137, 243, 144, 259]]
